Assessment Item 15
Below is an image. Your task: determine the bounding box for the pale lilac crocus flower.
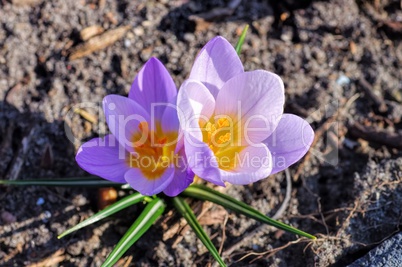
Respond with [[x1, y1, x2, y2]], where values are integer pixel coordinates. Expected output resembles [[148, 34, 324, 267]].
[[76, 57, 193, 196], [177, 36, 314, 186]]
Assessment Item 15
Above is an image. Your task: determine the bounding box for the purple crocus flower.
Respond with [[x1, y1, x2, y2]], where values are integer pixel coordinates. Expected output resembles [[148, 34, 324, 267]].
[[177, 36, 314, 186], [76, 57, 194, 196]]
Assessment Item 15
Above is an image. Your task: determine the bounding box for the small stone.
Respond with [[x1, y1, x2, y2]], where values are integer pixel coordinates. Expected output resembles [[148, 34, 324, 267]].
[[1, 211, 16, 224], [336, 74, 351, 86], [133, 26, 144, 36], [183, 33, 195, 42], [124, 39, 131, 48], [36, 197, 45, 206], [42, 210, 52, 223]]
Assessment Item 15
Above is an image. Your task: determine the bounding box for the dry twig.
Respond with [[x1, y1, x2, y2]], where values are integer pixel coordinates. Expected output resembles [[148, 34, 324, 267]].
[[69, 25, 131, 60]]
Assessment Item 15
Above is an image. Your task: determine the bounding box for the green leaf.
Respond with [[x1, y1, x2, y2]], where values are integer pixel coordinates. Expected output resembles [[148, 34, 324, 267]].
[[58, 192, 145, 239], [0, 177, 130, 189], [182, 185, 316, 240], [101, 198, 165, 267], [172, 197, 226, 267], [235, 24, 249, 55]]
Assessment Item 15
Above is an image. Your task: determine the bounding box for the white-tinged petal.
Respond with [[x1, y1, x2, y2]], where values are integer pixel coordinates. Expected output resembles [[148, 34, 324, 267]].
[[264, 114, 314, 175], [215, 70, 285, 146], [177, 79, 216, 140], [124, 165, 175, 196], [220, 144, 272, 185], [189, 36, 244, 98]]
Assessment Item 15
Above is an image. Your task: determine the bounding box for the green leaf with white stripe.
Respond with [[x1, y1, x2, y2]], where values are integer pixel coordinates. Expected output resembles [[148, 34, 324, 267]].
[[181, 184, 316, 240], [172, 196, 226, 267], [58, 192, 146, 239], [101, 197, 165, 267]]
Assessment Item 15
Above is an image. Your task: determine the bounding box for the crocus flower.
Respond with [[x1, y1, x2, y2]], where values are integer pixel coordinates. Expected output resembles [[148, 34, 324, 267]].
[[76, 57, 193, 196], [177, 36, 314, 186]]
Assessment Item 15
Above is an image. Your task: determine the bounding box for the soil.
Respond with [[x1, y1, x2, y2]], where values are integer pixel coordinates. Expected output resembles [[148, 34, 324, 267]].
[[1, 0, 402, 266]]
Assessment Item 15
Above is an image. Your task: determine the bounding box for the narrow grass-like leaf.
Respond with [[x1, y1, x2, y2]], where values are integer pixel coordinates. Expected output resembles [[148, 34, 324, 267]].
[[235, 24, 249, 55], [0, 177, 130, 188], [58, 193, 145, 239], [182, 185, 316, 240], [101, 198, 165, 267], [172, 197, 226, 267]]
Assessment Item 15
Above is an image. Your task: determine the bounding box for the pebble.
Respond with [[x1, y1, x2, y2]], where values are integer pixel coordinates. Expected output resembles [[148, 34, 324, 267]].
[[36, 197, 45, 206], [42, 210, 52, 223], [124, 39, 131, 48], [1, 211, 16, 224], [336, 74, 351, 86]]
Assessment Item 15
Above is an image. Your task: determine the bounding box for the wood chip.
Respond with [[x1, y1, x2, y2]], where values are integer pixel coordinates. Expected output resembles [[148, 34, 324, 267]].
[[69, 25, 131, 60], [198, 207, 227, 226], [105, 12, 119, 25], [26, 249, 65, 267], [349, 122, 402, 149], [74, 107, 98, 124], [349, 41, 357, 54], [381, 20, 402, 34], [188, 16, 212, 32], [97, 187, 118, 210], [358, 76, 388, 113], [5, 126, 36, 181], [12, 0, 42, 6], [80, 25, 105, 41]]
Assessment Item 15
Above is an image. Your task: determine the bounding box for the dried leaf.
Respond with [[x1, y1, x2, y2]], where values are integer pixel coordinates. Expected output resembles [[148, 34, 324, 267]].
[[12, 0, 42, 6], [74, 107, 98, 124], [80, 25, 105, 41], [69, 25, 131, 60], [198, 207, 227, 226], [26, 249, 65, 267]]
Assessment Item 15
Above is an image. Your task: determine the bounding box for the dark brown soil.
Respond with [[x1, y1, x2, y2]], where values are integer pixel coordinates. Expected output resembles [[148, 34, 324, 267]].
[[1, 0, 402, 266]]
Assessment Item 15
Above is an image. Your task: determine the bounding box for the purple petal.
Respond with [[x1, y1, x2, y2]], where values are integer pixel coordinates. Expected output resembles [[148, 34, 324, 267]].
[[160, 94, 180, 133], [177, 79, 215, 140], [215, 70, 284, 146], [124, 166, 175, 196], [184, 133, 225, 186], [163, 147, 195, 197], [76, 134, 129, 183], [264, 114, 314, 175], [220, 144, 272, 185], [103, 95, 150, 153], [129, 57, 177, 118], [189, 36, 244, 98]]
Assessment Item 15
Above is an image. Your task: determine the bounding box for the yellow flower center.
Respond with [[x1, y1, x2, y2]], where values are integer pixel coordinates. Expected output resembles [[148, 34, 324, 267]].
[[204, 118, 232, 152], [201, 116, 243, 171], [128, 121, 177, 180]]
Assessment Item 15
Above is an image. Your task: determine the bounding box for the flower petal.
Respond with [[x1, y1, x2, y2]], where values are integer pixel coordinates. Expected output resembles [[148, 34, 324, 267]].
[[264, 114, 314, 175], [124, 165, 175, 196], [76, 134, 128, 183], [189, 36, 244, 98], [160, 95, 180, 133], [163, 148, 195, 197], [184, 133, 225, 186], [220, 144, 272, 185], [103, 95, 150, 153], [129, 57, 177, 118], [177, 79, 215, 140], [215, 70, 285, 145]]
